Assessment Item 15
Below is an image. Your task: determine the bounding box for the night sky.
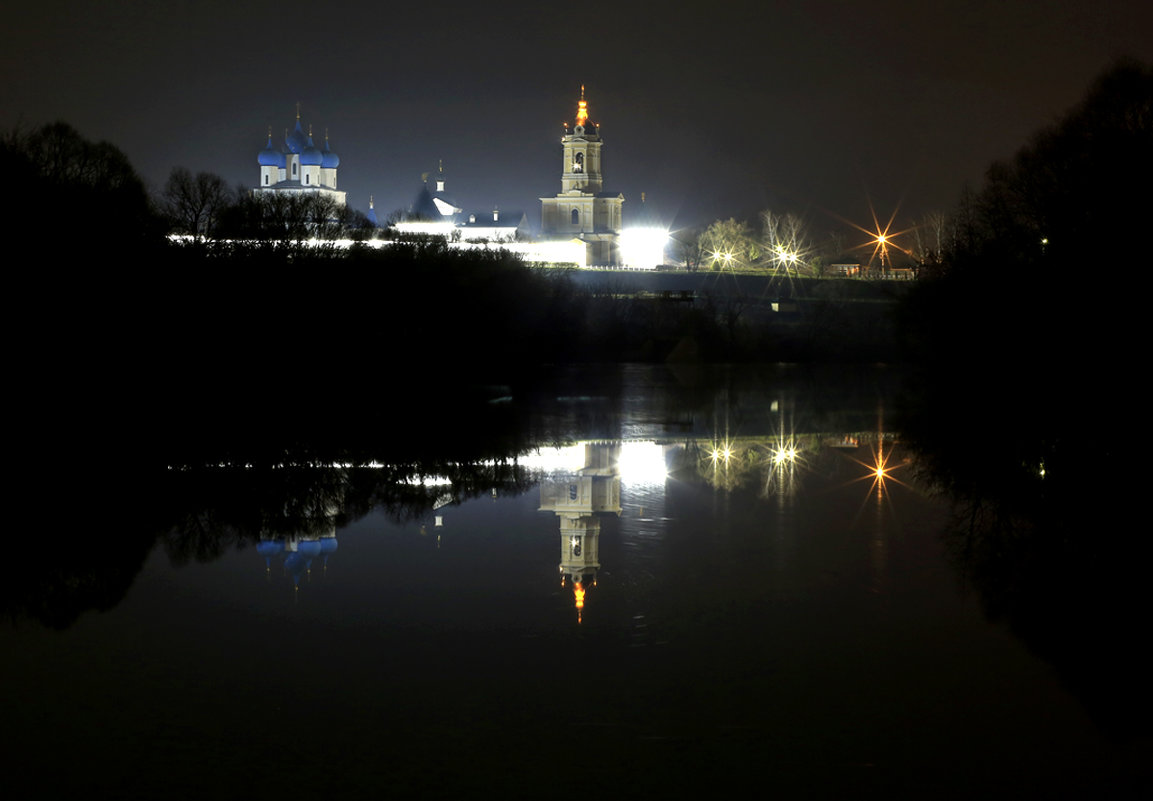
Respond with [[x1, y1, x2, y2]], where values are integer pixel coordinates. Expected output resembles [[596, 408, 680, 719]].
[[4, 1, 1150, 237]]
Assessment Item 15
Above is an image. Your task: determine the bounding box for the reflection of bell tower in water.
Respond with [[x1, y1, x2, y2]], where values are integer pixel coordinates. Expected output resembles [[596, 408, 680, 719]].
[[539, 444, 621, 622]]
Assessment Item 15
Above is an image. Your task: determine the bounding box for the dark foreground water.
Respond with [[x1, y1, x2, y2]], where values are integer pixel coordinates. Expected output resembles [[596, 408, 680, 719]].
[[3, 365, 1148, 799]]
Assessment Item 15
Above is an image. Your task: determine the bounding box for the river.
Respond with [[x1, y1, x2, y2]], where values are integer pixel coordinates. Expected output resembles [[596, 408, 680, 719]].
[[2, 364, 1146, 799]]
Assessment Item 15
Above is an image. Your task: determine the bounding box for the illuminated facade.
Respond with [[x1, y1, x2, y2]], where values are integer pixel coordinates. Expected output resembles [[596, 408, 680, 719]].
[[255, 107, 347, 207], [540, 88, 624, 266]]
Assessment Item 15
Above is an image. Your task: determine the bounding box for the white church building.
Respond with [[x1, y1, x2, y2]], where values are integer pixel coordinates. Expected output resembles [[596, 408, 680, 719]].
[[255, 107, 346, 206]]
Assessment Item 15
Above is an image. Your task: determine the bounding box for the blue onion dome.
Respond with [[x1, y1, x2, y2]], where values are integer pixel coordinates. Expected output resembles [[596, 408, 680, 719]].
[[300, 128, 324, 166], [366, 197, 379, 227], [321, 133, 340, 168], [258, 130, 286, 167], [285, 118, 307, 154]]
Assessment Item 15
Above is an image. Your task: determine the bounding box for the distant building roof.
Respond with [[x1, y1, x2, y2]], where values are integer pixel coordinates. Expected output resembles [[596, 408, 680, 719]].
[[461, 209, 526, 229], [408, 184, 443, 221]]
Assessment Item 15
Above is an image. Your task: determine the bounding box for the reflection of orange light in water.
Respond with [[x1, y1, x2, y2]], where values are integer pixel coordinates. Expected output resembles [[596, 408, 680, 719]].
[[573, 581, 586, 624], [846, 439, 908, 501], [869, 444, 891, 496]]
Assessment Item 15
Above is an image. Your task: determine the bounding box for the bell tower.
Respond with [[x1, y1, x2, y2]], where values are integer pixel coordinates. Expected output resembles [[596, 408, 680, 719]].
[[540, 86, 624, 265], [560, 86, 604, 194]]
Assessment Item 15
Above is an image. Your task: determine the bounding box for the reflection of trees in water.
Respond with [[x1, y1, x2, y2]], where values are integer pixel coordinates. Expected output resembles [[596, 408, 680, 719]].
[[892, 65, 1153, 740], [161, 459, 538, 566], [1, 528, 155, 631], [903, 377, 1151, 742], [4, 459, 537, 629], [161, 465, 355, 566]]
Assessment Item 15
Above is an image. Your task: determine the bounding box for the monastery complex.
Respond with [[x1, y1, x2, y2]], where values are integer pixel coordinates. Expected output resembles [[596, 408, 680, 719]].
[[253, 91, 666, 269]]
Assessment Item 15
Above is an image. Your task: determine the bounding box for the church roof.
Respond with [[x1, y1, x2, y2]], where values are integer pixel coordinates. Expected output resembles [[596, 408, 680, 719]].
[[409, 184, 443, 221], [285, 118, 307, 154], [300, 130, 324, 166], [462, 209, 526, 229], [260, 110, 339, 168], [258, 131, 287, 167], [322, 135, 340, 168], [432, 196, 461, 217]]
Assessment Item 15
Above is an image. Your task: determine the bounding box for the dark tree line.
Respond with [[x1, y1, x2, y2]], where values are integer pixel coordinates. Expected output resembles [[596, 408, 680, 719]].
[[896, 60, 1153, 742], [900, 59, 1153, 368], [160, 167, 230, 238], [952, 61, 1152, 275], [160, 167, 375, 241], [897, 58, 1153, 492], [1, 120, 162, 251], [1, 122, 376, 251]]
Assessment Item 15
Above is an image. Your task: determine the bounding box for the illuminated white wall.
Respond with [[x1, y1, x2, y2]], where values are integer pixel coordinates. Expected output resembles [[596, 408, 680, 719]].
[[168, 233, 587, 267], [392, 220, 457, 238]]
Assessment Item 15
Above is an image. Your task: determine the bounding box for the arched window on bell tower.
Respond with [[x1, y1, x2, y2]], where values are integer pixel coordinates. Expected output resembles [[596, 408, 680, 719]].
[[574, 152, 584, 173], [572, 209, 580, 226]]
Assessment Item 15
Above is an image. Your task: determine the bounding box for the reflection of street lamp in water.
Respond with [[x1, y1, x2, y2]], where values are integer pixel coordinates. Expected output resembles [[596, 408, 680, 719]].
[[847, 438, 908, 504]]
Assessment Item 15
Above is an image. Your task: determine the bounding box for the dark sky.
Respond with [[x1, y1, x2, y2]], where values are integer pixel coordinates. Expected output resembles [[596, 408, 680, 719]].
[[4, 1, 1150, 237]]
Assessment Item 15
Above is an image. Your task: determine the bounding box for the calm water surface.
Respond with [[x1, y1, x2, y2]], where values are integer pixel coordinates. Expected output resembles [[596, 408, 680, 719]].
[[3, 365, 1144, 798]]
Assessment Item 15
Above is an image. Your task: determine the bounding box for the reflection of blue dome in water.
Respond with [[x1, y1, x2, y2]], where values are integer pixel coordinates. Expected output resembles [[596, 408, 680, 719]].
[[256, 538, 284, 569], [319, 535, 338, 567], [283, 539, 323, 587], [257, 534, 333, 588], [284, 550, 309, 587], [256, 539, 284, 557]]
